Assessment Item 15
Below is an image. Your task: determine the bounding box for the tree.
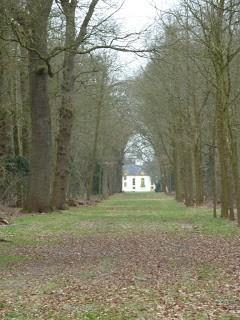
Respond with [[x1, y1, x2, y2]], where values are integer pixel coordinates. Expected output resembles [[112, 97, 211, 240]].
[[24, 0, 54, 212], [182, 0, 240, 222], [52, 0, 100, 209]]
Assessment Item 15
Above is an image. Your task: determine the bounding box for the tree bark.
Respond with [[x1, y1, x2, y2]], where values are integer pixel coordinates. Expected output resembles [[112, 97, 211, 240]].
[[24, 0, 53, 212], [52, 0, 77, 209], [228, 125, 240, 225], [20, 48, 30, 158], [0, 27, 14, 160], [183, 145, 194, 206], [193, 141, 203, 205], [52, 0, 99, 208], [86, 81, 104, 200]]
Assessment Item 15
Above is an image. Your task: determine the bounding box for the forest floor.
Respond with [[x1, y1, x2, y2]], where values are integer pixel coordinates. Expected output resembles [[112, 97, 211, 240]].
[[0, 193, 240, 320]]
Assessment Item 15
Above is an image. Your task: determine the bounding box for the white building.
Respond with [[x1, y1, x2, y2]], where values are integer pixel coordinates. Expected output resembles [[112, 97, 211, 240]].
[[122, 164, 155, 192]]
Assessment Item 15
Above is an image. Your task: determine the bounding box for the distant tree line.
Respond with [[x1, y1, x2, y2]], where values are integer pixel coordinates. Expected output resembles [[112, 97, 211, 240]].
[[132, 0, 240, 225], [0, 0, 135, 212]]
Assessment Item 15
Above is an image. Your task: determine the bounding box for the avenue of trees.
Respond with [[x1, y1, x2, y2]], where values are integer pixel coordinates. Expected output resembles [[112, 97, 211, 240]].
[[0, 0, 135, 212], [133, 0, 240, 225], [1, 0, 240, 227]]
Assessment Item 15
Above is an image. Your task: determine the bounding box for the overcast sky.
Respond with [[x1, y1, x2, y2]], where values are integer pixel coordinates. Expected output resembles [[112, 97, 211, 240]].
[[114, 0, 179, 77], [117, 0, 178, 29]]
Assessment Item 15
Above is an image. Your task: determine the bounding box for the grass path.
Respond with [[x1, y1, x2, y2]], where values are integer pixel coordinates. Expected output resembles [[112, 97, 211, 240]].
[[0, 193, 240, 319]]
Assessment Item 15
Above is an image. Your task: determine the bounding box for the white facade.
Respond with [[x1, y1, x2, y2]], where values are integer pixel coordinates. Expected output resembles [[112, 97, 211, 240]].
[[122, 175, 154, 192]]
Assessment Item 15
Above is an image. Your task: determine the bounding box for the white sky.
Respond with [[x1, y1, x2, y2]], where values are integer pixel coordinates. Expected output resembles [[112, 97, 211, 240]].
[[117, 0, 178, 29], [114, 0, 179, 77]]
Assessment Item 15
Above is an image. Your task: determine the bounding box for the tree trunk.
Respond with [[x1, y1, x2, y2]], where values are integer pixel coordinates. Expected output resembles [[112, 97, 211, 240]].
[[24, 0, 53, 212], [51, 0, 77, 209], [216, 120, 229, 218], [193, 139, 203, 205], [102, 165, 109, 198], [210, 142, 217, 218], [116, 159, 123, 193], [174, 142, 183, 202], [228, 128, 240, 225], [183, 146, 194, 206], [13, 65, 24, 207], [215, 80, 230, 218], [20, 48, 30, 158], [52, 52, 75, 209], [86, 86, 104, 200], [52, 0, 99, 208], [0, 29, 14, 160]]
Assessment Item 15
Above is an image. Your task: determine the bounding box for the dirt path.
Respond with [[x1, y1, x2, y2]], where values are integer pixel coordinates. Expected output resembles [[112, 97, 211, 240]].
[[0, 194, 240, 319]]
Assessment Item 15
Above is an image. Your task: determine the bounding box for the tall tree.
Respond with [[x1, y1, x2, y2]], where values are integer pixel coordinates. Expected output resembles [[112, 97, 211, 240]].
[[52, 0, 100, 209], [24, 0, 54, 212]]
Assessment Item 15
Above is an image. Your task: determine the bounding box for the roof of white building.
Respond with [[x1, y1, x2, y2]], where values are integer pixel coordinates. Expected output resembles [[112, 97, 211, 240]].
[[123, 164, 149, 176]]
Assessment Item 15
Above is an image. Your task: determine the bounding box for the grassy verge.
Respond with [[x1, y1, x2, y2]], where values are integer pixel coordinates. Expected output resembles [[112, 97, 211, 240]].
[[1, 193, 239, 246]]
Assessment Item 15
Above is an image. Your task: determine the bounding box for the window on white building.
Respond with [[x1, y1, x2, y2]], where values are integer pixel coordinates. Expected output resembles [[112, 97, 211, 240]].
[[132, 178, 135, 186], [141, 178, 145, 187], [124, 182, 127, 187]]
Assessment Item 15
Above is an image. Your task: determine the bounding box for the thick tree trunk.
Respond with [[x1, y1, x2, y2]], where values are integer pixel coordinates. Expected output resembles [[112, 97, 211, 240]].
[[25, 52, 53, 212], [24, 0, 53, 212], [52, 52, 75, 209], [52, 0, 99, 208], [51, 0, 77, 209]]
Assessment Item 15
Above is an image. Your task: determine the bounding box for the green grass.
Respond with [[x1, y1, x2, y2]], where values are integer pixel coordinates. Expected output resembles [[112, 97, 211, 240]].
[[0, 254, 27, 266], [0, 192, 239, 252]]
